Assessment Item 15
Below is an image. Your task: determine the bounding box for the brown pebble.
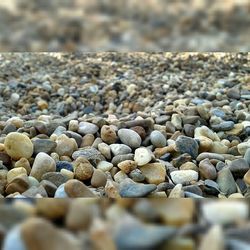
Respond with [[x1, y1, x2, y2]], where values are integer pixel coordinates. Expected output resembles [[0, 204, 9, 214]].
[[130, 126, 147, 140], [100, 125, 117, 144], [73, 157, 94, 181], [91, 169, 107, 188]]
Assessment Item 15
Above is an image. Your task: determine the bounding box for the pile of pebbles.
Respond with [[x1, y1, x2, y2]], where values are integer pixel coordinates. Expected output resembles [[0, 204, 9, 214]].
[[0, 52, 250, 198], [0, 0, 249, 51], [0, 199, 249, 250]]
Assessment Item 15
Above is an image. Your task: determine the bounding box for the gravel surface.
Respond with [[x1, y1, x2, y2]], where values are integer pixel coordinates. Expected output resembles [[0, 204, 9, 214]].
[[0, 52, 250, 198]]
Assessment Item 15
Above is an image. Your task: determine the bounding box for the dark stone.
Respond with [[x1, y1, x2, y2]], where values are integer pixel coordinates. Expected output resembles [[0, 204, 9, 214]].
[[175, 136, 199, 159], [56, 161, 73, 172]]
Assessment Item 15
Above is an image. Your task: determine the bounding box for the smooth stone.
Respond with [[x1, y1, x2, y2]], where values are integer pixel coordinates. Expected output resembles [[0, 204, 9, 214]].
[[199, 159, 217, 180], [2, 123, 17, 135], [0, 152, 11, 165], [97, 161, 113, 172], [171, 114, 182, 130], [172, 154, 192, 168], [119, 179, 157, 198], [115, 221, 176, 250], [98, 143, 111, 160], [118, 129, 141, 149], [180, 162, 199, 172], [183, 185, 203, 196], [211, 121, 235, 132], [184, 192, 204, 198], [100, 125, 117, 144], [237, 141, 250, 155], [78, 122, 99, 135], [150, 130, 167, 148], [15, 158, 31, 174], [72, 147, 105, 166], [54, 184, 69, 198], [55, 134, 78, 157], [204, 179, 220, 195], [32, 139, 57, 155], [64, 179, 96, 198], [170, 170, 198, 185], [64, 131, 82, 148], [175, 136, 199, 159], [226, 240, 250, 250], [30, 153, 56, 181], [5, 175, 30, 195], [4, 132, 33, 160], [3, 226, 27, 250], [140, 163, 166, 185], [202, 201, 248, 224], [196, 153, 224, 162], [41, 172, 69, 187], [91, 169, 107, 188], [20, 218, 81, 250], [216, 168, 237, 196], [56, 161, 73, 172], [110, 144, 132, 156], [134, 147, 152, 166], [7, 167, 27, 183], [168, 184, 184, 198], [228, 158, 249, 178], [129, 169, 145, 182], [22, 185, 48, 198], [243, 169, 250, 185], [195, 126, 220, 141], [73, 157, 94, 181], [118, 160, 137, 174], [226, 123, 244, 136]]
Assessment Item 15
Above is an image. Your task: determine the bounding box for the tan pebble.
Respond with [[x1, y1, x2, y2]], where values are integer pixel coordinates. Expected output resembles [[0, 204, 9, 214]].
[[105, 179, 120, 198], [140, 163, 166, 185], [180, 162, 198, 171], [7, 167, 27, 183], [113, 171, 128, 183], [73, 157, 94, 181], [55, 134, 78, 157], [15, 158, 31, 175], [117, 160, 137, 174], [68, 120, 79, 132], [91, 169, 107, 188], [37, 100, 48, 110], [100, 125, 117, 144], [61, 169, 74, 179], [81, 134, 95, 147]]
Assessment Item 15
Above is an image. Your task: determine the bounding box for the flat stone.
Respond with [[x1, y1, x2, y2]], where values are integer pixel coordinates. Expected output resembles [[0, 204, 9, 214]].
[[170, 170, 198, 185], [140, 163, 166, 185], [64, 179, 96, 198], [175, 136, 199, 159], [4, 132, 33, 160], [118, 128, 141, 149], [32, 139, 57, 155], [78, 122, 99, 135], [134, 147, 152, 166], [30, 152, 56, 181], [211, 121, 235, 132], [150, 130, 167, 148], [72, 147, 105, 166], [216, 168, 237, 196], [119, 179, 157, 198], [110, 144, 132, 156], [196, 153, 224, 162]]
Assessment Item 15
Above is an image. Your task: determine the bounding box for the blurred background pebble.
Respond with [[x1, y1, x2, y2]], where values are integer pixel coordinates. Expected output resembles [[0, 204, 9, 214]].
[[0, 0, 249, 52]]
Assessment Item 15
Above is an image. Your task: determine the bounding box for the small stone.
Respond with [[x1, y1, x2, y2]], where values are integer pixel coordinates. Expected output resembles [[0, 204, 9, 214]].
[[117, 160, 137, 174], [30, 152, 56, 181], [41, 172, 69, 187], [238, 141, 250, 155], [140, 163, 166, 185], [54, 184, 68, 198], [171, 114, 182, 130], [168, 184, 184, 198], [91, 169, 107, 188], [68, 120, 79, 132], [33, 139, 57, 155], [180, 162, 198, 172], [7, 167, 27, 183], [129, 169, 145, 182], [226, 123, 244, 136], [150, 130, 167, 148], [243, 169, 250, 185], [97, 161, 113, 172], [100, 125, 117, 144], [118, 129, 141, 149], [56, 161, 73, 172], [55, 134, 78, 157], [5, 175, 30, 195], [175, 135, 199, 159], [170, 170, 198, 185], [119, 178, 157, 197], [114, 171, 128, 183], [15, 158, 31, 175], [37, 100, 48, 110], [22, 185, 48, 198], [4, 132, 33, 160], [64, 179, 96, 198], [202, 201, 248, 224], [199, 158, 217, 180], [110, 144, 132, 156], [73, 157, 94, 181], [244, 148, 250, 165], [211, 121, 235, 132], [134, 147, 152, 166], [216, 168, 237, 196], [131, 126, 146, 140], [112, 154, 135, 166], [78, 122, 99, 135], [196, 153, 224, 162], [228, 158, 249, 178], [40, 180, 57, 197], [98, 143, 111, 160], [81, 134, 95, 147], [3, 225, 26, 250]]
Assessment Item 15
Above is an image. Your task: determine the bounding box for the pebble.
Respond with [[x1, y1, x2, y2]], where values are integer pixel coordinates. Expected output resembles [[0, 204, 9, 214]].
[[41, 172, 69, 187], [211, 121, 235, 132], [216, 167, 237, 196], [199, 159, 217, 180], [134, 147, 152, 166], [7, 167, 27, 183], [91, 169, 107, 188], [54, 184, 68, 198], [30, 152, 56, 181], [97, 161, 113, 172], [117, 160, 137, 174], [64, 179, 96, 198], [73, 157, 94, 181], [118, 129, 141, 149], [33, 139, 57, 155], [4, 132, 33, 160], [56, 161, 73, 172], [55, 134, 78, 157], [175, 135, 199, 159], [100, 125, 117, 144], [140, 163, 166, 185], [170, 170, 198, 185], [119, 178, 157, 197], [228, 158, 249, 178], [78, 122, 99, 135], [244, 148, 250, 165], [110, 144, 132, 156], [150, 130, 167, 148]]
